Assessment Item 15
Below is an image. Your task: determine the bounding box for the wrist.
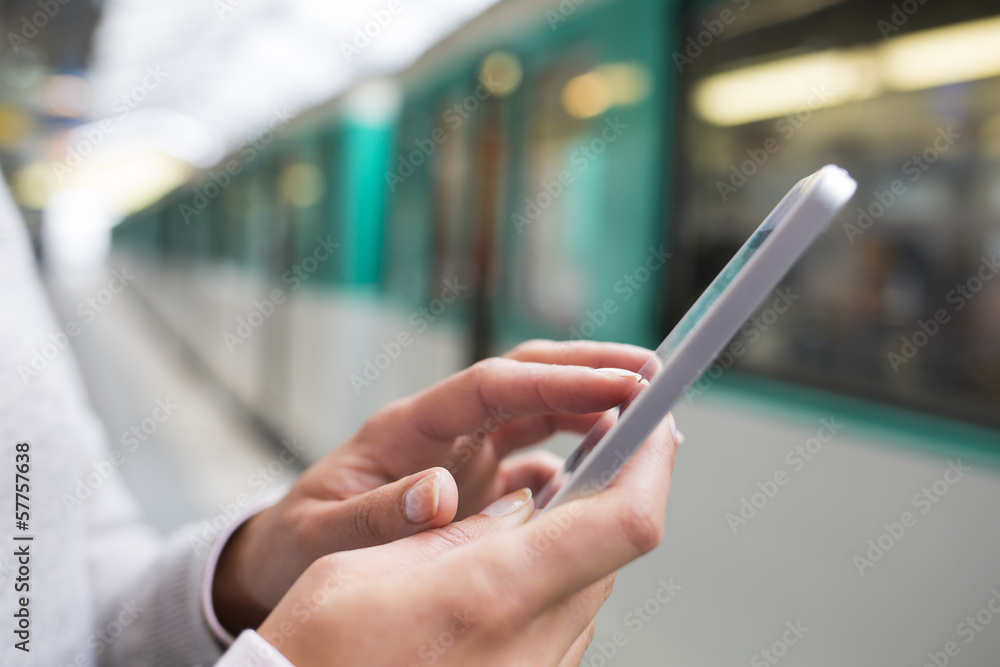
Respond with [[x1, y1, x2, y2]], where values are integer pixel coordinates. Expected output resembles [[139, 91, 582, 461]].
[[212, 513, 272, 635]]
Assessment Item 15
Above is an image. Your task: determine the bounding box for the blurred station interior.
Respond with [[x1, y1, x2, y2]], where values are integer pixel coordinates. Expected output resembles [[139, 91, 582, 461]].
[[3, 0, 1000, 663]]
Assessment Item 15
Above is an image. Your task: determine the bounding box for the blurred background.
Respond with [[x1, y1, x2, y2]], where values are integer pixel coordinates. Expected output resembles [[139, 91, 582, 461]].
[[3, 0, 1000, 663]]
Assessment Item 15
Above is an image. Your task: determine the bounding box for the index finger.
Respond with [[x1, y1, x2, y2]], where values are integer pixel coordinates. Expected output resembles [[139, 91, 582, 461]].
[[504, 339, 654, 373], [379, 359, 643, 464], [466, 414, 678, 617]]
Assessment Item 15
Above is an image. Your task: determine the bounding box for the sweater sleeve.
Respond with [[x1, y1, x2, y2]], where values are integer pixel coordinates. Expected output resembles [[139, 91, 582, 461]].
[[88, 456, 283, 666], [0, 176, 277, 666], [95, 520, 228, 666]]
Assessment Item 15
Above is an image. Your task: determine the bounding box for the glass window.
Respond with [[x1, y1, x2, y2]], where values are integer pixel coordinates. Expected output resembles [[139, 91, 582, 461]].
[[672, 0, 1000, 430]]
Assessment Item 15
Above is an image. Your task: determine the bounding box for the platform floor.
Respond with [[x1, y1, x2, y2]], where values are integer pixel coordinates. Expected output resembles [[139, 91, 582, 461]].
[[45, 263, 1000, 666]]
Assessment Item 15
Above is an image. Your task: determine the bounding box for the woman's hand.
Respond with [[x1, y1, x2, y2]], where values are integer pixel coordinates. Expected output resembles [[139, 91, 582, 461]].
[[257, 411, 678, 667], [214, 340, 655, 632]]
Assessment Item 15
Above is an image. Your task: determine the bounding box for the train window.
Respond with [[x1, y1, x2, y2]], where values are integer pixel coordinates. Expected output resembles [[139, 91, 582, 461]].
[[672, 0, 1000, 430], [494, 5, 665, 352]]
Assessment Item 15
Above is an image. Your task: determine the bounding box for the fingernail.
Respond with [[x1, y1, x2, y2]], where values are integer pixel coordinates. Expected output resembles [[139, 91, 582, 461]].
[[667, 413, 678, 442], [676, 430, 686, 446], [405, 471, 440, 524], [639, 378, 650, 387], [594, 368, 643, 382], [481, 488, 532, 516]]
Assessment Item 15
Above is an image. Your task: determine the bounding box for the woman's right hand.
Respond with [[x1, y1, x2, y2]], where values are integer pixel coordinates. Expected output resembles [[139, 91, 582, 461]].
[[255, 411, 678, 667]]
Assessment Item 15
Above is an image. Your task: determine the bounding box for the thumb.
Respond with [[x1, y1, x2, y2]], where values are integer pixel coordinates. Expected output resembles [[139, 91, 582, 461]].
[[335, 488, 536, 580], [318, 467, 460, 552]]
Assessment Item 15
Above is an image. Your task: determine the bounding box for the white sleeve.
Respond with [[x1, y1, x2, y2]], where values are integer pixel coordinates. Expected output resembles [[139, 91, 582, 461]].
[[0, 175, 293, 666], [91, 478, 284, 666], [0, 177, 227, 666], [217, 630, 297, 667]]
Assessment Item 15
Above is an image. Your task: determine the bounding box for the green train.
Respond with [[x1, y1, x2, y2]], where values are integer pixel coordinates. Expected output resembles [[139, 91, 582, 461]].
[[113, 0, 1000, 460]]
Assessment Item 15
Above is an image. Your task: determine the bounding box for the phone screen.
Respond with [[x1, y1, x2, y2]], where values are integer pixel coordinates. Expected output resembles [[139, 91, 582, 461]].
[[535, 177, 810, 508]]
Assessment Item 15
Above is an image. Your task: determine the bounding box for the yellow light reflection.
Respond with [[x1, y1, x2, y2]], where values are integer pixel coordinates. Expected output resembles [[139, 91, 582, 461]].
[[16, 151, 192, 213], [562, 62, 653, 119], [480, 51, 523, 97], [13, 162, 55, 210], [693, 15, 1000, 126], [882, 15, 1000, 91], [280, 163, 324, 208], [562, 72, 613, 119], [0, 104, 37, 150], [693, 49, 877, 126], [76, 151, 192, 213], [595, 62, 652, 105]]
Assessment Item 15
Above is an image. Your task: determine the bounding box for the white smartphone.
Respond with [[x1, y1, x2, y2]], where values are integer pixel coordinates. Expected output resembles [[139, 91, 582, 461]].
[[536, 164, 857, 511]]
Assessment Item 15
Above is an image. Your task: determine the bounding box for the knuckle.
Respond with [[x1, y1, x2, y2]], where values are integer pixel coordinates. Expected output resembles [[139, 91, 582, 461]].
[[470, 356, 508, 378], [302, 551, 343, 587], [436, 549, 534, 636], [617, 495, 664, 555], [602, 572, 618, 601], [509, 338, 551, 357], [351, 499, 382, 543], [468, 357, 516, 406], [466, 563, 526, 633], [552, 381, 590, 414], [357, 413, 387, 443], [432, 521, 479, 549], [313, 551, 342, 573], [359, 397, 407, 437], [306, 552, 355, 595], [287, 500, 324, 548]]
